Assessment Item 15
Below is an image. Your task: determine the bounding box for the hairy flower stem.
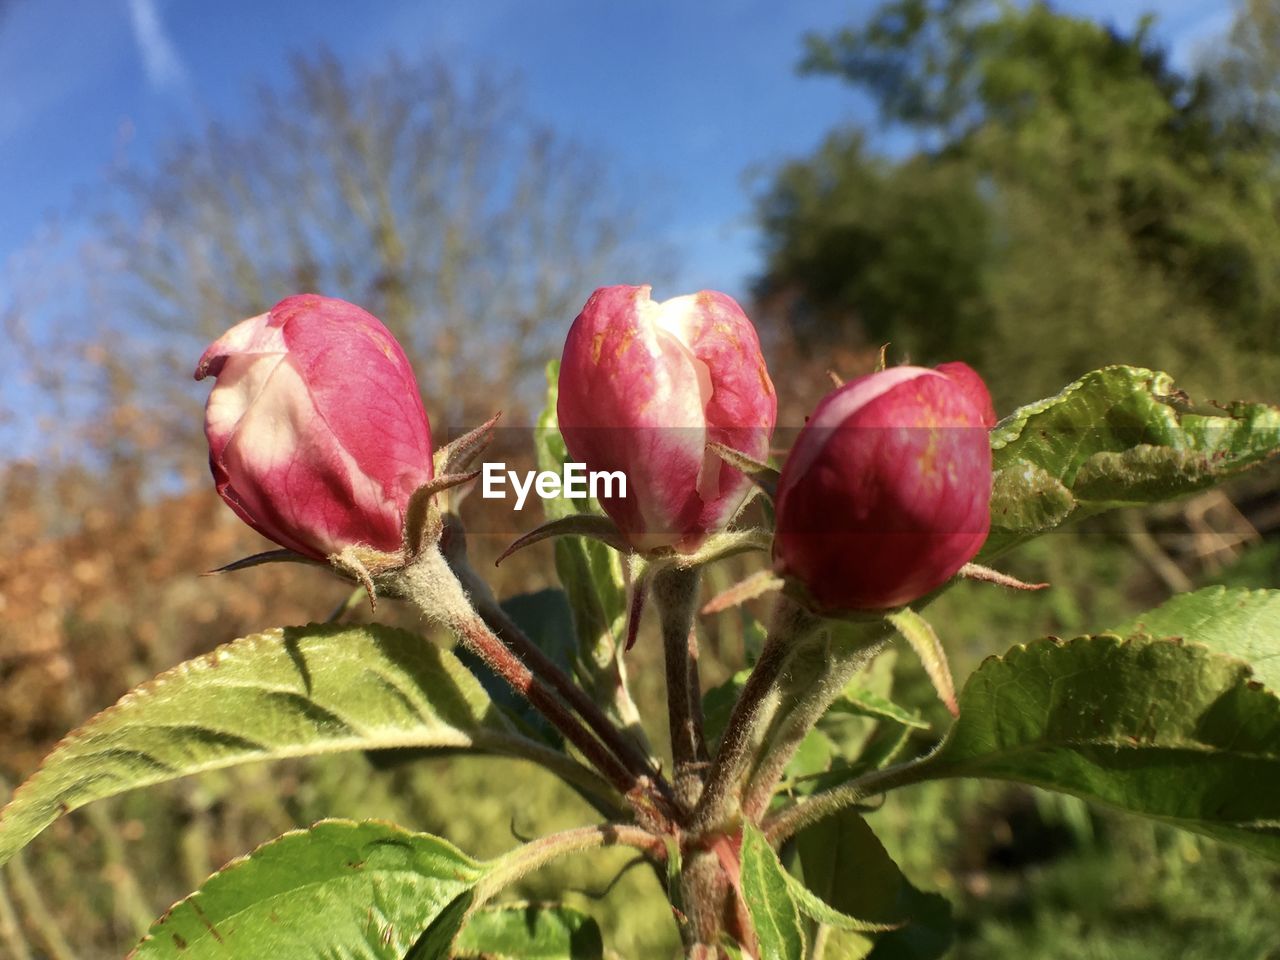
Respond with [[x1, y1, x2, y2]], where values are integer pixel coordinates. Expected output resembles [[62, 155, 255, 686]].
[[762, 755, 936, 845], [687, 626, 709, 764], [478, 822, 666, 901], [677, 832, 757, 960], [692, 595, 822, 831], [653, 566, 706, 811], [741, 625, 891, 822], [452, 549, 667, 788], [679, 848, 733, 957], [388, 547, 673, 821], [439, 518, 676, 811]]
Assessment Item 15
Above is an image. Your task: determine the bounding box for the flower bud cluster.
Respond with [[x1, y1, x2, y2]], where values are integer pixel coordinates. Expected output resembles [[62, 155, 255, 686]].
[[196, 288, 993, 613]]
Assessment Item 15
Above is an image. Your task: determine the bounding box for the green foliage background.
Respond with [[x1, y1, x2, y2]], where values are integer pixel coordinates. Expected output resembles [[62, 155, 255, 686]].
[[757, 0, 1280, 411]]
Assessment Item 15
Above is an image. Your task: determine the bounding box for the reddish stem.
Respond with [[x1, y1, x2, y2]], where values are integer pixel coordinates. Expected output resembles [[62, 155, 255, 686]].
[[453, 617, 642, 795], [391, 547, 678, 826]]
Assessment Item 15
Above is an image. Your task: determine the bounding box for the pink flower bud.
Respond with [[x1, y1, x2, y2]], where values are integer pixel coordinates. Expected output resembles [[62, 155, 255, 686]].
[[773, 363, 993, 612], [557, 285, 777, 552], [194, 294, 433, 560]]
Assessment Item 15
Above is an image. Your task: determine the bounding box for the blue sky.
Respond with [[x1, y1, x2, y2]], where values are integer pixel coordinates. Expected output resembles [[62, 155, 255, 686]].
[[0, 0, 1236, 295], [0, 0, 1239, 457]]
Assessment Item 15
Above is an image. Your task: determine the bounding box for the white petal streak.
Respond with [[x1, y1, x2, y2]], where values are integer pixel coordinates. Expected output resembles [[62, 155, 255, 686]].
[[219, 359, 391, 551], [212, 311, 281, 357], [219, 358, 309, 479], [651, 293, 699, 350], [205, 353, 287, 444]]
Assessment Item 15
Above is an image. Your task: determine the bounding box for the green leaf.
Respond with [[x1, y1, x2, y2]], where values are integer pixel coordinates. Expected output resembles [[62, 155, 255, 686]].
[[864, 889, 954, 960], [783, 878, 897, 937], [1114, 586, 1280, 692], [406, 891, 475, 960], [454, 903, 604, 959], [743, 824, 900, 960], [984, 366, 1280, 557], [791, 810, 952, 960], [812, 689, 924, 796], [535, 360, 581, 525], [886, 610, 957, 716], [500, 591, 581, 675], [808, 722, 916, 800], [739, 826, 806, 960], [743, 609, 769, 665], [701, 669, 750, 753], [785, 728, 835, 784], [0, 623, 572, 866], [535, 360, 630, 690], [128, 819, 484, 958], [859, 722, 915, 773], [831, 690, 930, 731], [816, 649, 911, 765], [457, 589, 578, 745], [986, 462, 1075, 551], [923, 634, 1280, 858]]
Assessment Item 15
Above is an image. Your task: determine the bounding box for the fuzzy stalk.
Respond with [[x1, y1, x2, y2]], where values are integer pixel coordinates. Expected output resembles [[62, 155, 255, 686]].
[[387, 546, 669, 819], [652, 566, 706, 811], [741, 624, 892, 821], [762, 755, 936, 845], [443, 518, 665, 788], [468, 731, 626, 818], [692, 595, 822, 831], [478, 822, 665, 901], [679, 847, 733, 957], [459, 558, 666, 783]]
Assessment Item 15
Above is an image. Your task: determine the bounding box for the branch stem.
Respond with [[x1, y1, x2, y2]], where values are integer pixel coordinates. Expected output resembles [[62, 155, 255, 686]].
[[762, 756, 936, 845], [741, 627, 891, 822], [454, 618, 641, 799], [653, 566, 706, 810], [390, 547, 671, 819], [447, 524, 667, 790], [692, 595, 821, 831], [479, 822, 666, 900]]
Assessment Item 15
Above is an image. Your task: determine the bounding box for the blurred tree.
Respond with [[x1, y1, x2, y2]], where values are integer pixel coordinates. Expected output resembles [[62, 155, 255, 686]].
[[756, 131, 991, 362], [100, 51, 664, 424], [756, 0, 1280, 409], [1211, 0, 1280, 140]]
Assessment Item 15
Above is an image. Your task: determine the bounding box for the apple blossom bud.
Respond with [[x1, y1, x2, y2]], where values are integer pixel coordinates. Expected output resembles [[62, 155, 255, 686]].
[[557, 285, 777, 552], [773, 363, 993, 613], [194, 294, 433, 561]]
